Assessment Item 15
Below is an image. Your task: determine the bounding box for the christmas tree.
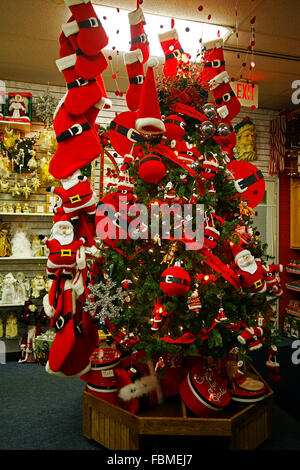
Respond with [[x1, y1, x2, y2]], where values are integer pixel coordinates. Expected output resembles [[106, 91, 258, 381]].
[[46, 1, 283, 416]]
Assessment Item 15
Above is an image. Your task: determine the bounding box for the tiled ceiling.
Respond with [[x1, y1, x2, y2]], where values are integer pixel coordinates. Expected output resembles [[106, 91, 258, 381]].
[[0, 0, 299, 111]]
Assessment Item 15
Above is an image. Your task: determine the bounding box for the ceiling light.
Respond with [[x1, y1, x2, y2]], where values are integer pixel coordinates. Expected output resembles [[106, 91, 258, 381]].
[[94, 5, 232, 60]]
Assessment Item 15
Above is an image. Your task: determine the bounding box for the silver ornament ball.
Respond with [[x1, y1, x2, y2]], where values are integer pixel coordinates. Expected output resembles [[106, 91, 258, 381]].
[[200, 121, 216, 137], [202, 103, 218, 120], [217, 123, 231, 137]]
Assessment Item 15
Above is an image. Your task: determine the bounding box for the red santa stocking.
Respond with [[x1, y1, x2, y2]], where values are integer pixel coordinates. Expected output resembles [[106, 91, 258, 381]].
[[158, 29, 184, 79], [124, 49, 145, 112], [60, 20, 108, 80], [64, 1, 108, 55], [49, 104, 102, 180], [56, 48, 103, 116], [58, 306, 99, 377], [47, 286, 75, 373], [209, 71, 241, 123], [128, 7, 149, 64], [201, 38, 226, 83]]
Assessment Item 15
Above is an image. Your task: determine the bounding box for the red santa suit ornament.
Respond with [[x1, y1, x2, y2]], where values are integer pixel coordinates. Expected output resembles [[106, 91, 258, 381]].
[[47, 169, 96, 226], [43, 214, 86, 279], [232, 245, 267, 295], [200, 153, 219, 181], [262, 264, 283, 297]]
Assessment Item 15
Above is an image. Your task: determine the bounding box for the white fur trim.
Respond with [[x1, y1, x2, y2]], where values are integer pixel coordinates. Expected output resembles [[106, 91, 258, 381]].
[[203, 160, 219, 168], [72, 271, 85, 296], [118, 375, 159, 401], [76, 245, 86, 271], [43, 294, 55, 318], [94, 96, 112, 111], [208, 71, 230, 90], [64, 0, 90, 6], [205, 226, 220, 235], [128, 7, 145, 26], [202, 38, 224, 51], [53, 92, 67, 121], [234, 249, 250, 263], [124, 49, 143, 65], [217, 105, 229, 119], [45, 360, 91, 378], [61, 169, 81, 190], [56, 54, 76, 72], [61, 21, 79, 38], [147, 57, 159, 68], [158, 29, 178, 42], [135, 117, 166, 135]]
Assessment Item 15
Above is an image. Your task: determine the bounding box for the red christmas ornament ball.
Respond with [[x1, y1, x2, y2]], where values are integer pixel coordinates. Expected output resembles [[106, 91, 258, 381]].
[[163, 114, 186, 141], [160, 265, 191, 297], [138, 154, 166, 184]]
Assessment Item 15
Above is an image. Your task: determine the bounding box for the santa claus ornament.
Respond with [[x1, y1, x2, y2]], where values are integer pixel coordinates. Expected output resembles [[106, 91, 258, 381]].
[[47, 169, 96, 226], [232, 245, 267, 295], [41, 214, 86, 279], [160, 261, 191, 297]]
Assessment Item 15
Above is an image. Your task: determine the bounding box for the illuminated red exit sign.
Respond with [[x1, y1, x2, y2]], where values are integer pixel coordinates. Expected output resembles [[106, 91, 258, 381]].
[[231, 81, 259, 109]]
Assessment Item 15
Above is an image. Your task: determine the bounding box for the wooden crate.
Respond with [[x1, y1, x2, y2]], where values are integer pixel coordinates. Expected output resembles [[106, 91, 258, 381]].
[[82, 368, 274, 451]]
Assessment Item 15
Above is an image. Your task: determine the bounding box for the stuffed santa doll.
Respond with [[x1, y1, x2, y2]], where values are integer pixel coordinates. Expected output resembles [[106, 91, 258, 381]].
[[46, 169, 97, 226], [262, 264, 283, 297], [232, 245, 267, 294], [40, 214, 86, 279]]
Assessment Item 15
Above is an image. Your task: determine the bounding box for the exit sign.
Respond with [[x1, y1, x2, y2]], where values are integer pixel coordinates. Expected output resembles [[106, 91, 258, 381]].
[[231, 81, 259, 109]]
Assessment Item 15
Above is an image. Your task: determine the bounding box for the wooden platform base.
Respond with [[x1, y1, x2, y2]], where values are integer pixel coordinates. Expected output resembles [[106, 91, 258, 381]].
[[82, 369, 274, 451]]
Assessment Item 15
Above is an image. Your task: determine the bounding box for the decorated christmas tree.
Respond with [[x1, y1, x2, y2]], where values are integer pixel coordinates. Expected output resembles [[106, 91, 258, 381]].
[[44, 1, 283, 416]]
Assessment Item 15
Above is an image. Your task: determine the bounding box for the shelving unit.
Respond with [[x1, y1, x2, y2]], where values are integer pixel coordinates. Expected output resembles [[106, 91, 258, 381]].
[[0, 121, 55, 358], [283, 260, 300, 338]]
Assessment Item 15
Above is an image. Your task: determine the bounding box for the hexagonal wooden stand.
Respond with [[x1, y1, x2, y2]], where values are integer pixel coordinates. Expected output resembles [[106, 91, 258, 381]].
[[82, 368, 274, 450]]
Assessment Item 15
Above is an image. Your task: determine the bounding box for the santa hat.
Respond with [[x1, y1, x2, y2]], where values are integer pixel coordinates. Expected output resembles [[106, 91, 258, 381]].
[[51, 214, 74, 236], [231, 245, 250, 264], [135, 58, 166, 136]]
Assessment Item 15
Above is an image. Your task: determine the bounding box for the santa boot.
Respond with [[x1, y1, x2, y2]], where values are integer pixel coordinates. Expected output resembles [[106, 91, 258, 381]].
[[64, 1, 108, 56], [201, 38, 226, 83], [237, 326, 263, 351], [49, 104, 102, 180], [128, 7, 149, 64], [158, 29, 184, 79], [203, 225, 220, 250], [124, 49, 145, 112], [209, 71, 241, 123]]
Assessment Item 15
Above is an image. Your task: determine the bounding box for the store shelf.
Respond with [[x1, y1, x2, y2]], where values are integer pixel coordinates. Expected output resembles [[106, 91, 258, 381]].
[[0, 303, 25, 308], [0, 212, 53, 217], [0, 257, 47, 260], [0, 119, 31, 132], [286, 281, 300, 292]]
